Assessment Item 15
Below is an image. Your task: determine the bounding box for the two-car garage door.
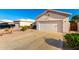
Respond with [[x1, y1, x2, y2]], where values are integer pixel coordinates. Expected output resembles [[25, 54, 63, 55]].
[[37, 22, 58, 32]]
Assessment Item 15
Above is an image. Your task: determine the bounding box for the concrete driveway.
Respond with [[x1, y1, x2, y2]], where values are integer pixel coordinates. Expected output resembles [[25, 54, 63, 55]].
[[0, 29, 63, 50]]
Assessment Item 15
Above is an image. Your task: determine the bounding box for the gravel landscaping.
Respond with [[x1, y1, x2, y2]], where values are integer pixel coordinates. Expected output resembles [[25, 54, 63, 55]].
[[0, 29, 63, 50]]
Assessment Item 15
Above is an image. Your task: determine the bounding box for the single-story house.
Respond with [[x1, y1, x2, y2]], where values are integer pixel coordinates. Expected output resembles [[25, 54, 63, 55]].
[[0, 20, 14, 24], [14, 19, 35, 28], [36, 10, 71, 33], [0, 20, 15, 29]]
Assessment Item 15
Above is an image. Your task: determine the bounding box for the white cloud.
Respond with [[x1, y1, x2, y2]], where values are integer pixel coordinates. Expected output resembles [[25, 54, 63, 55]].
[[18, 19, 27, 21], [18, 18, 35, 22], [0, 18, 35, 23], [0, 19, 13, 22], [26, 19, 35, 22]]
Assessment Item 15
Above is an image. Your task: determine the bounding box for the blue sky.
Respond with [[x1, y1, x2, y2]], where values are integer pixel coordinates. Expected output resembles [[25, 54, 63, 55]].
[[0, 9, 79, 21]]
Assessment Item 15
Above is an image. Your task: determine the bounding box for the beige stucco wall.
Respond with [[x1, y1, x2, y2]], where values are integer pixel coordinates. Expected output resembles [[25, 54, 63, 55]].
[[77, 22, 79, 31], [37, 12, 67, 21], [36, 12, 70, 33], [63, 17, 70, 33], [14, 21, 33, 27], [36, 21, 63, 32], [20, 21, 32, 26]]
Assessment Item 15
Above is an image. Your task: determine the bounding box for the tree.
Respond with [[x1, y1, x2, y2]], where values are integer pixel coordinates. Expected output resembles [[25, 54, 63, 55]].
[[71, 15, 79, 22]]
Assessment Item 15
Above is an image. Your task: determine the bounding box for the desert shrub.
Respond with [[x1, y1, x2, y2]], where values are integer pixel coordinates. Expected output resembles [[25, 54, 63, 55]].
[[20, 26, 28, 31], [5, 28, 9, 31], [27, 26, 31, 28], [64, 33, 79, 48], [4, 28, 12, 34]]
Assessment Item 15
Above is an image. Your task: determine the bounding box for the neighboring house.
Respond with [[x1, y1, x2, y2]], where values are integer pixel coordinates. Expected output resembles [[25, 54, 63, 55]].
[[0, 20, 5, 23], [36, 10, 71, 33], [14, 19, 35, 28], [0, 20, 14, 24], [0, 20, 15, 29]]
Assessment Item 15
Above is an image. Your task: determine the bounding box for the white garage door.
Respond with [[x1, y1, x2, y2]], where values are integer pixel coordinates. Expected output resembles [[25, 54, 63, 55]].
[[39, 23, 58, 32]]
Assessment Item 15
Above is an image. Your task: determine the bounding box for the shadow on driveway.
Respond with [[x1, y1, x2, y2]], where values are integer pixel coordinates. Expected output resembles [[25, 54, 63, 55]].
[[45, 38, 64, 49]]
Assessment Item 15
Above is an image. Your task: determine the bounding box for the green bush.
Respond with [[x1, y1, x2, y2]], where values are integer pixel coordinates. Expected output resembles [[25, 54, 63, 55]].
[[64, 33, 79, 48], [20, 26, 28, 31], [27, 26, 31, 28]]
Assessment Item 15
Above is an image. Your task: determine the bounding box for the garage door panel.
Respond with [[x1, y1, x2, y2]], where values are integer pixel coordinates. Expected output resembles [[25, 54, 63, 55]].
[[39, 23, 58, 32]]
